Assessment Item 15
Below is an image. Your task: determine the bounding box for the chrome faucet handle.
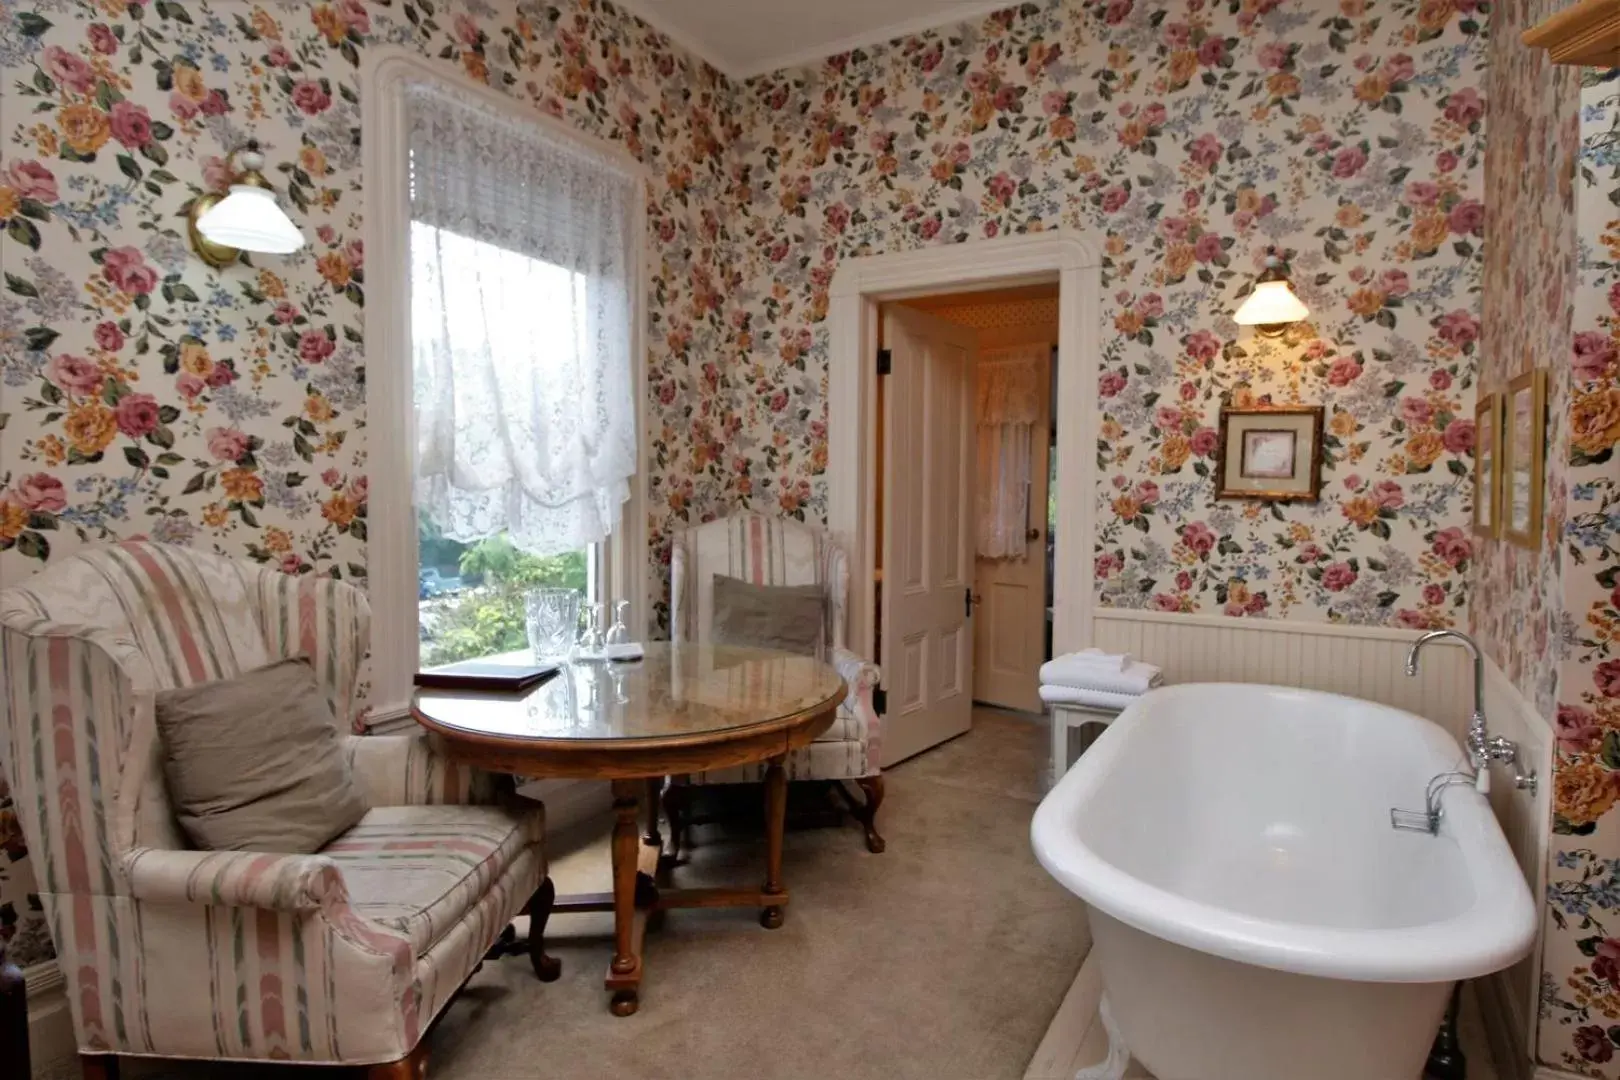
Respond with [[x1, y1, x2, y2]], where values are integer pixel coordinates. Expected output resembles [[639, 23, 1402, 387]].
[[1485, 736, 1539, 794]]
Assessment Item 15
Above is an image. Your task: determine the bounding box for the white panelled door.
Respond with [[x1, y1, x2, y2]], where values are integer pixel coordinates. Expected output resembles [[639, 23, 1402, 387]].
[[973, 348, 1051, 714], [879, 304, 977, 766]]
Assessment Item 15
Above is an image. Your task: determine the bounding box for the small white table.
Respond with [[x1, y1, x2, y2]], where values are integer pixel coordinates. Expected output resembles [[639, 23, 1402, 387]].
[[1049, 702, 1125, 789]]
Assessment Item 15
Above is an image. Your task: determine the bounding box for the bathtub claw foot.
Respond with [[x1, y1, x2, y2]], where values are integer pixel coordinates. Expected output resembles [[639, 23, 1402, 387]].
[[1074, 994, 1130, 1080]]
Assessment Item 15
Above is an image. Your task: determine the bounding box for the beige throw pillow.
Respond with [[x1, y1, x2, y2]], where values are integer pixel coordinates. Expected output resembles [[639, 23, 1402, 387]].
[[156, 657, 366, 853], [711, 575, 826, 657]]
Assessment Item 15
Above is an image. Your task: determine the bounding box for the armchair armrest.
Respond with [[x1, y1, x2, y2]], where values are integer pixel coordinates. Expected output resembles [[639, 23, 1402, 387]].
[[830, 646, 882, 769], [830, 646, 880, 696], [123, 848, 347, 912], [344, 733, 498, 808]]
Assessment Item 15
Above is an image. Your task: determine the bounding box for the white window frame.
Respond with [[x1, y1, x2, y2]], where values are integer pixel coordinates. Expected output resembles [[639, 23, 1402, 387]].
[[362, 47, 649, 724]]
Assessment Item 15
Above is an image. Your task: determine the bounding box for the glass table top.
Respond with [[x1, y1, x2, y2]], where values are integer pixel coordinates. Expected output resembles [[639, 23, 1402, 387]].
[[413, 642, 847, 744]]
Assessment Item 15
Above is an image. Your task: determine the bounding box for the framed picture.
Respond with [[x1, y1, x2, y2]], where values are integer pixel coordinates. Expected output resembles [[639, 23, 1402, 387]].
[[1473, 392, 1501, 539], [1502, 369, 1547, 550], [1215, 405, 1325, 502]]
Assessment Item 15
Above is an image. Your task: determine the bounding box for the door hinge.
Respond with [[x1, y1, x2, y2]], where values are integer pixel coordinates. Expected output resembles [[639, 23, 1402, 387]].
[[873, 686, 887, 715], [965, 586, 974, 618], [876, 348, 892, 376]]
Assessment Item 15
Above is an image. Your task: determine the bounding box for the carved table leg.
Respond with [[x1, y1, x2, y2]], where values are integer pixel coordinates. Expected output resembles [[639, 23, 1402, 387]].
[[607, 778, 643, 1016], [761, 755, 788, 929]]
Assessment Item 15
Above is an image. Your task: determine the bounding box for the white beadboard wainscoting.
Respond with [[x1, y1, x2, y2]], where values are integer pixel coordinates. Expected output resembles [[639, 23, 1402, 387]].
[[1090, 607, 1552, 1080], [1479, 658, 1554, 1080], [1092, 608, 1476, 738]]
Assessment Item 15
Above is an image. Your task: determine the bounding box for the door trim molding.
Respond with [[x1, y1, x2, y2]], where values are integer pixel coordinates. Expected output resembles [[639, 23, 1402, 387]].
[[827, 231, 1103, 664]]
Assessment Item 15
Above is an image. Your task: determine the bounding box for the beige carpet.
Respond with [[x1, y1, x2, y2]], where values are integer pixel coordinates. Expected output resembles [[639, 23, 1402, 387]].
[[44, 711, 1090, 1080]]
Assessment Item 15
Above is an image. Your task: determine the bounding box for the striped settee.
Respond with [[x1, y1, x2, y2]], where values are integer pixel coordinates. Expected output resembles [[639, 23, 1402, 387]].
[[0, 541, 553, 1078], [671, 513, 886, 852]]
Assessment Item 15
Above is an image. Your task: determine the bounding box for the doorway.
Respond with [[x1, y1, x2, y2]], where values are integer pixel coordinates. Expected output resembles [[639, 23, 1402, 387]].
[[895, 285, 1058, 719], [825, 231, 1103, 769]]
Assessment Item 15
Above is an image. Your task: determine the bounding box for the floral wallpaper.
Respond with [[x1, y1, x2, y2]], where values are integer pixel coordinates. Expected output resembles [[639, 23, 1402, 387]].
[[0, 0, 739, 968], [0, 0, 1526, 989], [1472, 0, 1576, 724], [1532, 72, 1620, 1076], [724, 0, 1488, 628]]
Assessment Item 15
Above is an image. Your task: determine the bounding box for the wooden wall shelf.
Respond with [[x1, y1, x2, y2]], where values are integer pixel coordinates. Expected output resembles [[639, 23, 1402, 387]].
[[1523, 0, 1620, 65]]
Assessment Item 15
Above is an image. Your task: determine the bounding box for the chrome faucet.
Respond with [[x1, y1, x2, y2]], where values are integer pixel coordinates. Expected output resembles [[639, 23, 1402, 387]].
[[1405, 630, 1489, 768], [1403, 629, 1535, 792]]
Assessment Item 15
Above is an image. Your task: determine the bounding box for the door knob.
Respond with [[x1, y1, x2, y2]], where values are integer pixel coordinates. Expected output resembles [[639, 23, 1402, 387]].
[[1026, 527, 1042, 542]]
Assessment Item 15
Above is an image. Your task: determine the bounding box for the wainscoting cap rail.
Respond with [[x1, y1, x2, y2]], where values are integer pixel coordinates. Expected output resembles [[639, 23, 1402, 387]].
[[1093, 607, 1480, 644]]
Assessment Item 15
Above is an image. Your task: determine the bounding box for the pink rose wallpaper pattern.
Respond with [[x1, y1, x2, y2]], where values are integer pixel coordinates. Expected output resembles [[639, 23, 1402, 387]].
[[0, 0, 1542, 1020], [1534, 73, 1620, 1077], [723, 0, 1488, 627]]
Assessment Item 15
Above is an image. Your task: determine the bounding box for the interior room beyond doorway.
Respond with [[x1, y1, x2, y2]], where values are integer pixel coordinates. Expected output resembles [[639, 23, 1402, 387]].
[[875, 282, 1059, 764]]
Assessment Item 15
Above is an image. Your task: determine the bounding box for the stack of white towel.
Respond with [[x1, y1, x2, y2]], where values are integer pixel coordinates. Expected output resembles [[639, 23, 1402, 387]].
[[1038, 648, 1162, 711]]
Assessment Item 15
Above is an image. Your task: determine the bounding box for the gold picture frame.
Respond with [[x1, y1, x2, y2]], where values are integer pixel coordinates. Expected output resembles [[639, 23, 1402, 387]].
[[1472, 392, 1501, 539], [1214, 405, 1325, 502], [1501, 369, 1547, 550]]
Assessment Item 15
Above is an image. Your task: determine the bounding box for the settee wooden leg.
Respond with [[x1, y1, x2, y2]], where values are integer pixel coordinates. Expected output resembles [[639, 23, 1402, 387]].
[[853, 775, 886, 853], [367, 1042, 429, 1080], [528, 875, 562, 982], [80, 1054, 119, 1080]]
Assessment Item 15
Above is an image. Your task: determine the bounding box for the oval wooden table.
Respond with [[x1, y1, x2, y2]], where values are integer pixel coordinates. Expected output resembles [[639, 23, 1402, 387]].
[[413, 642, 846, 1017]]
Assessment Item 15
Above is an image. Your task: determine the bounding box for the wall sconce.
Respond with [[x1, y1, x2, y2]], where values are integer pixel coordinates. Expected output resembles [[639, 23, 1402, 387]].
[[188, 141, 305, 268], [1233, 249, 1310, 337]]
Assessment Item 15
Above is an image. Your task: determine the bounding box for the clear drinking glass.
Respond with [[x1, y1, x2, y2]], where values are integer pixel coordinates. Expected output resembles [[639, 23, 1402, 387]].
[[525, 587, 581, 662], [578, 601, 606, 653]]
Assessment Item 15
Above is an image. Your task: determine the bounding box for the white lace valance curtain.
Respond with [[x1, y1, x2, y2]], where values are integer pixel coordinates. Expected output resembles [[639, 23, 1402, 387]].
[[976, 346, 1045, 560], [408, 80, 638, 556]]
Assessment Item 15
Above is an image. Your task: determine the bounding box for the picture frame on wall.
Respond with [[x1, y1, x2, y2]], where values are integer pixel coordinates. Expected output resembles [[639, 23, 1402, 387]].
[[1214, 405, 1325, 502], [1501, 368, 1547, 550], [1473, 392, 1501, 539]]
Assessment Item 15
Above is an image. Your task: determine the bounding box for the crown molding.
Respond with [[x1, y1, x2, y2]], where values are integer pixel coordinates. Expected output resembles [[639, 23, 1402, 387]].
[[609, 0, 1021, 82], [734, 0, 1017, 79], [608, 0, 742, 79]]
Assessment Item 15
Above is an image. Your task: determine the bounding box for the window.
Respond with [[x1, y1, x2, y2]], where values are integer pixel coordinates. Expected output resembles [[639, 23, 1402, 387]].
[[365, 51, 646, 720], [407, 220, 611, 667]]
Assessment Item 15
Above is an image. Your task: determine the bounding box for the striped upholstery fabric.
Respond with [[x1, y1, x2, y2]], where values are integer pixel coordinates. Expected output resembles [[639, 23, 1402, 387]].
[[0, 541, 544, 1067], [670, 514, 882, 783]]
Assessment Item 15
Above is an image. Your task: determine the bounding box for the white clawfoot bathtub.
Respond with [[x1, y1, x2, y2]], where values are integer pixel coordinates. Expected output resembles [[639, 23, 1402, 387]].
[[1030, 683, 1537, 1080]]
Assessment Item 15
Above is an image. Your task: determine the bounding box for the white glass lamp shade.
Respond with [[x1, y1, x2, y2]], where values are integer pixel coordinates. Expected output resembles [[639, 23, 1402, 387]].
[[1233, 279, 1309, 327], [196, 185, 305, 255]]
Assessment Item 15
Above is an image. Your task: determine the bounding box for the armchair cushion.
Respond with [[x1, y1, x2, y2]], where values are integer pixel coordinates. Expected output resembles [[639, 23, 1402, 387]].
[[322, 804, 543, 956], [156, 656, 365, 853], [711, 575, 826, 657]]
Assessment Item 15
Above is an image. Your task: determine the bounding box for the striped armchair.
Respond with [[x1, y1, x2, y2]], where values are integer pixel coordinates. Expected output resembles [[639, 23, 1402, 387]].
[[670, 513, 885, 852], [0, 542, 556, 1080]]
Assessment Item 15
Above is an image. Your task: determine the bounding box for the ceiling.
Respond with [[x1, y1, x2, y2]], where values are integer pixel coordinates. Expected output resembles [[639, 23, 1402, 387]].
[[618, 0, 1014, 79]]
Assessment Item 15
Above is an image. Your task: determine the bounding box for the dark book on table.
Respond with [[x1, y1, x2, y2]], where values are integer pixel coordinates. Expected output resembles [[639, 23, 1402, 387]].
[[413, 661, 559, 693]]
